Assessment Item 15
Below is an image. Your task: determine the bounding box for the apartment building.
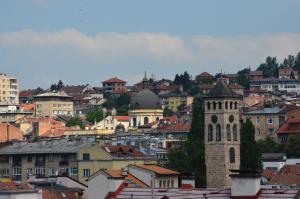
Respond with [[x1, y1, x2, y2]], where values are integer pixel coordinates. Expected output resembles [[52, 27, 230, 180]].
[[159, 93, 193, 112], [0, 73, 19, 105], [34, 91, 74, 118], [102, 77, 127, 95]]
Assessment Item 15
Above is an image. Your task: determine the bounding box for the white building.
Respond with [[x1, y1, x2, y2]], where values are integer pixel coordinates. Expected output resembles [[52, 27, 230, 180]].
[[0, 73, 19, 105], [250, 78, 300, 94]]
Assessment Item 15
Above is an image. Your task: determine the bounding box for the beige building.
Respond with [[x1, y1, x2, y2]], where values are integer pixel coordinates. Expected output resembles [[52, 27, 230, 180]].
[[204, 81, 241, 188], [159, 93, 193, 112], [129, 89, 163, 129], [0, 73, 19, 105], [34, 91, 74, 118], [243, 107, 286, 140], [91, 115, 129, 132]]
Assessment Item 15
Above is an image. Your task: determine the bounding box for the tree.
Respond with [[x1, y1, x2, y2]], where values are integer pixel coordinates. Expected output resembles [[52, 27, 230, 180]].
[[240, 119, 262, 170], [163, 107, 174, 117], [257, 56, 279, 78], [86, 106, 104, 123], [66, 117, 84, 129], [57, 80, 64, 90], [166, 95, 206, 187], [287, 134, 300, 158], [117, 105, 129, 116], [293, 52, 300, 74], [282, 55, 295, 67], [236, 68, 250, 89], [257, 137, 279, 153]]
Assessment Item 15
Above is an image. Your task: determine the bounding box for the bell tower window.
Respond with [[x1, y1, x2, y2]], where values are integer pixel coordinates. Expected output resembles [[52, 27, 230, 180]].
[[233, 124, 238, 141], [226, 124, 231, 141], [216, 124, 221, 141], [208, 124, 213, 142], [229, 147, 235, 163]]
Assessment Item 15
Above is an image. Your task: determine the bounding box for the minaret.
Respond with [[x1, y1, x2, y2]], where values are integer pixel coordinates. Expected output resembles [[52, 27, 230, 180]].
[[204, 81, 242, 188]]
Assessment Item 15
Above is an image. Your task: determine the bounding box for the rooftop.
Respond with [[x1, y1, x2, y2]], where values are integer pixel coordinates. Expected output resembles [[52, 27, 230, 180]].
[[102, 77, 126, 84], [206, 81, 241, 98], [0, 139, 92, 155], [130, 164, 179, 176]]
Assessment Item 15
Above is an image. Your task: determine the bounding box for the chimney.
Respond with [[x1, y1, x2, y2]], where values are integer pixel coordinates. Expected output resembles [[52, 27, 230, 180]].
[[230, 170, 262, 198]]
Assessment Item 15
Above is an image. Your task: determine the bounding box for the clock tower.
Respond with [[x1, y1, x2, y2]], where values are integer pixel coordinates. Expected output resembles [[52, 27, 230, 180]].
[[204, 81, 242, 188]]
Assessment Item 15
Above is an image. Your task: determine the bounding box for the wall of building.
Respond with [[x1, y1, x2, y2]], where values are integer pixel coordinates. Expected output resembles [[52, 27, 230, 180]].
[[0, 73, 19, 105], [35, 101, 73, 118]]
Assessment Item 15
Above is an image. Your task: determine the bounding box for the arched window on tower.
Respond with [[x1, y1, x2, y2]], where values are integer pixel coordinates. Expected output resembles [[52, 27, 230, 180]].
[[225, 101, 228, 109], [234, 102, 238, 109], [216, 124, 221, 141], [226, 124, 231, 141], [208, 124, 213, 142], [233, 124, 238, 141], [218, 102, 222, 109], [230, 101, 233, 109], [213, 102, 216, 110], [144, 117, 149, 125], [207, 102, 211, 110], [229, 147, 235, 163]]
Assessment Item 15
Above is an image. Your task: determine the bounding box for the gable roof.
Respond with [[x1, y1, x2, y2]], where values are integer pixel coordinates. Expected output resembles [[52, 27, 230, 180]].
[[270, 165, 300, 187]]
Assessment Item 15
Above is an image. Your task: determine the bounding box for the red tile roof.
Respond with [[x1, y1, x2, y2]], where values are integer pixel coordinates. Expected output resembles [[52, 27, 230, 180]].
[[228, 82, 244, 89], [270, 165, 300, 186], [42, 189, 83, 199], [102, 77, 126, 84], [277, 118, 300, 135], [262, 169, 275, 180], [197, 72, 213, 78], [19, 103, 34, 111], [114, 116, 129, 122], [104, 146, 145, 158], [130, 164, 179, 175], [158, 124, 190, 132], [0, 182, 32, 191], [103, 170, 148, 188]]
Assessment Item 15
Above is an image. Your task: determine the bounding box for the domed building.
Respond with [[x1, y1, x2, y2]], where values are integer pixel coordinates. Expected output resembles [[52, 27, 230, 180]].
[[129, 89, 163, 129]]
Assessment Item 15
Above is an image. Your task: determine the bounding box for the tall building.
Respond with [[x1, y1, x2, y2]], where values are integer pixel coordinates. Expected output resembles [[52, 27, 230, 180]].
[[102, 77, 127, 95], [204, 81, 242, 188], [0, 73, 19, 105]]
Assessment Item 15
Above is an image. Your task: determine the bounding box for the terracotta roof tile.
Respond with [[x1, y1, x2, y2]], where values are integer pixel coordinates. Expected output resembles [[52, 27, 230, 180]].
[[270, 165, 300, 186], [114, 116, 129, 122], [131, 164, 179, 175], [102, 77, 126, 83], [262, 169, 275, 180], [277, 118, 300, 135]]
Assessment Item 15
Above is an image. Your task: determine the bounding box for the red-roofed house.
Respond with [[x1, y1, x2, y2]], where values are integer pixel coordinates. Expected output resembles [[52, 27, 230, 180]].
[[277, 117, 300, 143], [270, 165, 300, 187], [102, 77, 127, 95]]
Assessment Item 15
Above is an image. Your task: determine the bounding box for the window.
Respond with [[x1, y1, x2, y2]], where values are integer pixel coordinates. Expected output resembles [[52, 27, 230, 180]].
[[208, 124, 213, 142], [35, 167, 45, 175], [218, 102, 222, 109], [159, 180, 162, 188], [167, 180, 170, 188], [0, 169, 9, 177], [71, 168, 78, 176], [267, 117, 274, 124], [233, 124, 238, 141], [163, 180, 166, 188], [256, 117, 260, 124], [226, 124, 231, 141], [132, 118, 137, 127], [279, 116, 285, 126], [229, 148, 235, 163], [256, 128, 261, 135], [216, 124, 221, 141], [48, 168, 54, 176], [234, 102, 238, 109], [207, 102, 211, 110], [48, 155, 54, 162], [230, 101, 233, 109], [171, 180, 174, 188], [225, 101, 228, 109], [13, 167, 21, 175], [268, 128, 274, 136], [213, 102, 216, 110], [144, 117, 149, 125], [83, 153, 90, 160], [27, 155, 32, 162], [27, 168, 33, 175], [83, 169, 90, 177]]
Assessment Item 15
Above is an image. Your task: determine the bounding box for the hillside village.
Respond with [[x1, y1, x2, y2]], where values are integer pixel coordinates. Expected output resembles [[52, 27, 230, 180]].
[[2, 54, 300, 198]]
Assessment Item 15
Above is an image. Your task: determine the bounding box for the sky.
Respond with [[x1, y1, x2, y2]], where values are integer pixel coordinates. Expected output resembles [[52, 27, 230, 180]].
[[1, 0, 300, 89]]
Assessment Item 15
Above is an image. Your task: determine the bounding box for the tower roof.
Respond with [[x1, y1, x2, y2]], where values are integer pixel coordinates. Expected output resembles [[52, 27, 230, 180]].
[[130, 89, 162, 110], [206, 81, 242, 98]]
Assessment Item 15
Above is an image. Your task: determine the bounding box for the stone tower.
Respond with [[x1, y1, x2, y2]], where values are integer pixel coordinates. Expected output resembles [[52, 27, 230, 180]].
[[204, 81, 242, 188]]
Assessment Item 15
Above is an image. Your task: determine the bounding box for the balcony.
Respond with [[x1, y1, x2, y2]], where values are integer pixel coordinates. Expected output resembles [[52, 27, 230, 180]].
[[12, 161, 21, 167]]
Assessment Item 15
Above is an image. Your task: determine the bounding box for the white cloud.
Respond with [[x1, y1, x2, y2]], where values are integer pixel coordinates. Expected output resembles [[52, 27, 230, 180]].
[[1, 29, 300, 87]]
